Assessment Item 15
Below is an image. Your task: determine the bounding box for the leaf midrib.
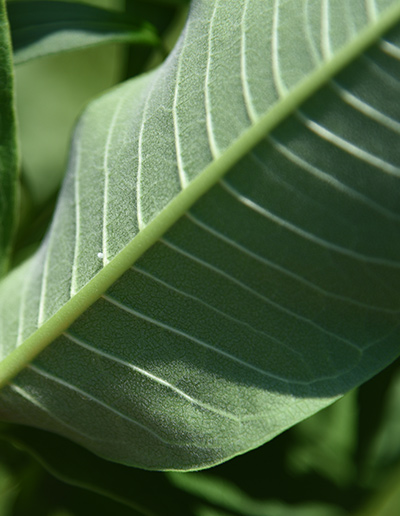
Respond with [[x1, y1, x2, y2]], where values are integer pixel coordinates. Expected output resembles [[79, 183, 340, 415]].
[[1, 2, 400, 389]]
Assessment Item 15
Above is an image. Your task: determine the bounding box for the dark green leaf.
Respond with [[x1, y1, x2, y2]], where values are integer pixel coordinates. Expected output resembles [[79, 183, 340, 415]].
[[287, 391, 358, 487], [169, 472, 347, 516], [7, 1, 159, 64], [0, 423, 207, 516], [0, 0, 19, 276], [362, 363, 400, 483]]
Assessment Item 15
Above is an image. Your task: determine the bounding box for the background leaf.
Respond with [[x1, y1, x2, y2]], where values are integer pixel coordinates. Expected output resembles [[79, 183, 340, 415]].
[[0, 0, 18, 276], [10, 0, 186, 213], [0, 433, 147, 516], [13, 42, 125, 211], [123, 0, 189, 78], [7, 0, 159, 65], [0, 423, 199, 516], [1, 0, 400, 472]]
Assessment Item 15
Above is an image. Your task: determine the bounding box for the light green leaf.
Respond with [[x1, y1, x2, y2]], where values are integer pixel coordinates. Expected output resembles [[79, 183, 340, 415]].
[[363, 365, 400, 481], [288, 391, 358, 486], [0, 419, 348, 516], [7, 1, 159, 65], [0, 461, 19, 516], [1, 0, 400, 471], [0, 426, 152, 516], [169, 472, 347, 516], [14, 43, 126, 207], [358, 462, 400, 516], [0, 0, 19, 277]]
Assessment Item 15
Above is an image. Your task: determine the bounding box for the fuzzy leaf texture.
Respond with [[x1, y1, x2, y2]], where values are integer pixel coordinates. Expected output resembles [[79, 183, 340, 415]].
[[1, 0, 400, 471]]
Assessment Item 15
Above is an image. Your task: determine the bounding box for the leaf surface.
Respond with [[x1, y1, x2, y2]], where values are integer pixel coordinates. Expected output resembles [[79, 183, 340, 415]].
[[1, 0, 400, 470], [7, 1, 159, 65], [0, 0, 18, 276]]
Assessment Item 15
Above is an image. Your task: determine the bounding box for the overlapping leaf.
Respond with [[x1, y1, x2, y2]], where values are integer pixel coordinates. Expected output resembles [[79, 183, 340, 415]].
[[8, 1, 159, 64], [0, 0, 18, 276], [0, 0, 400, 470]]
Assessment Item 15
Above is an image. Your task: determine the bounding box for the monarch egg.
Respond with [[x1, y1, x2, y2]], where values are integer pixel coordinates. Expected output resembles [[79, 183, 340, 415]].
[[97, 252, 104, 260]]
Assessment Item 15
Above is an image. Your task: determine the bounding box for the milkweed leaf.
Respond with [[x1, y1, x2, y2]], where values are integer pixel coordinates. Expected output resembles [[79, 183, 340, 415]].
[[1, 0, 400, 471]]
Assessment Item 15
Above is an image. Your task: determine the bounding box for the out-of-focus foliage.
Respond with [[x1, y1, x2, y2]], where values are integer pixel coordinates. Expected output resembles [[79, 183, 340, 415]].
[[8, 1, 159, 65], [0, 0, 18, 276]]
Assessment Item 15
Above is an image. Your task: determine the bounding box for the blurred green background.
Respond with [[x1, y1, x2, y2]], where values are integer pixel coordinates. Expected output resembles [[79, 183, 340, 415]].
[[13, 0, 125, 207]]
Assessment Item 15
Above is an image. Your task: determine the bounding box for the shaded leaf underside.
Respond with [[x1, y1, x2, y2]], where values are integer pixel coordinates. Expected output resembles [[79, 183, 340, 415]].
[[0, 0, 400, 470]]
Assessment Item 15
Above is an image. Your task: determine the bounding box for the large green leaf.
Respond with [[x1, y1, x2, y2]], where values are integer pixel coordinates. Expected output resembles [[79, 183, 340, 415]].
[[7, 1, 159, 65], [1, 0, 400, 471], [0, 0, 18, 276]]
